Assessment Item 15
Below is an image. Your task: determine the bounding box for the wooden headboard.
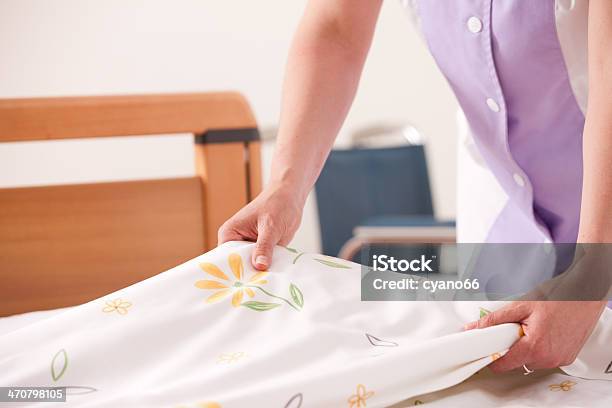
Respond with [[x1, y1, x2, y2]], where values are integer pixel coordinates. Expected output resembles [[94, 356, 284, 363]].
[[0, 92, 262, 316]]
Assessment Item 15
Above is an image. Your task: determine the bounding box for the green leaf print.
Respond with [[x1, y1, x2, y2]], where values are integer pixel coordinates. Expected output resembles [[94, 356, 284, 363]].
[[51, 349, 68, 381], [289, 283, 304, 308], [314, 258, 351, 269], [241, 301, 282, 312], [479, 307, 491, 318]]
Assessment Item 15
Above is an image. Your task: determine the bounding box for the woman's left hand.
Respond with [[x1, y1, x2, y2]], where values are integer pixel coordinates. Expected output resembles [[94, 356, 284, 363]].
[[464, 301, 606, 373]]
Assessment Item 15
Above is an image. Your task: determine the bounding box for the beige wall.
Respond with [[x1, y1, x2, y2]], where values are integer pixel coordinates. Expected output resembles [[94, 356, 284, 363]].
[[0, 0, 459, 253]]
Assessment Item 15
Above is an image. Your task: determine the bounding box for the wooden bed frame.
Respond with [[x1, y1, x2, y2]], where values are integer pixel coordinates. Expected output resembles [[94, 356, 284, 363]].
[[0, 92, 262, 317]]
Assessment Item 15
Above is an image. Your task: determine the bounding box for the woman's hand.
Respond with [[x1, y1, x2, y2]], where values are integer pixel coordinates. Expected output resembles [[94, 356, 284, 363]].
[[217, 1, 383, 272], [464, 301, 606, 372], [218, 182, 304, 271]]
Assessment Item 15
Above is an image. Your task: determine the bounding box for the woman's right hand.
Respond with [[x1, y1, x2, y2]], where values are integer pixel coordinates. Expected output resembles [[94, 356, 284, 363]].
[[217, 0, 382, 271], [218, 182, 305, 271]]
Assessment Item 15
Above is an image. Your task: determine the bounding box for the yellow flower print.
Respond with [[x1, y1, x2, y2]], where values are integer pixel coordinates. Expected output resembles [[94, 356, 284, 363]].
[[216, 352, 247, 364], [195, 253, 268, 307], [549, 380, 576, 392], [194, 253, 304, 312], [348, 384, 374, 408], [102, 298, 132, 315]]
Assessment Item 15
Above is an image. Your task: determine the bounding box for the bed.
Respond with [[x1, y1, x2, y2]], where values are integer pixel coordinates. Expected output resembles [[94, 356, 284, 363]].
[[0, 241, 610, 407], [0, 92, 262, 316], [0, 95, 610, 407]]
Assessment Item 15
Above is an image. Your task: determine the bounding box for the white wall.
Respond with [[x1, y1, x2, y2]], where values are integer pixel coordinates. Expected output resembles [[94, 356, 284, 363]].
[[0, 0, 459, 253]]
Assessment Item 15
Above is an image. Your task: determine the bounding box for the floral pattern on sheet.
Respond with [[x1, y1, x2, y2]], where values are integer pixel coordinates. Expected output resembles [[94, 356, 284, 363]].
[[286, 246, 352, 269], [51, 349, 68, 381], [348, 384, 374, 407], [195, 253, 305, 312], [50, 349, 98, 395], [549, 380, 576, 392], [365, 333, 398, 347], [65, 386, 97, 395], [284, 393, 303, 408], [102, 298, 132, 315], [7, 242, 608, 407], [285, 246, 305, 264], [216, 352, 247, 364], [314, 258, 352, 269]]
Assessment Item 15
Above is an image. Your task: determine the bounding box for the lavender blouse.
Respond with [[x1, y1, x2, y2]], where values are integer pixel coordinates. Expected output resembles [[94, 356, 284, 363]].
[[402, 0, 589, 245]]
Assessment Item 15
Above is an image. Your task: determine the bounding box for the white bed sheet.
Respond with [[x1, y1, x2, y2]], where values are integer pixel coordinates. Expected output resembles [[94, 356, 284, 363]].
[[0, 307, 70, 336], [0, 241, 609, 407]]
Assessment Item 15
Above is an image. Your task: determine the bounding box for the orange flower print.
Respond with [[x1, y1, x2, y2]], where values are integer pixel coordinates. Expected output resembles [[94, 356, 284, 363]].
[[348, 384, 374, 408], [195, 253, 268, 307], [549, 380, 576, 392], [216, 352, 247, 364], [194, 253, 304, 312], [198, 404, 221, 408], [102, 298, 132, 315]]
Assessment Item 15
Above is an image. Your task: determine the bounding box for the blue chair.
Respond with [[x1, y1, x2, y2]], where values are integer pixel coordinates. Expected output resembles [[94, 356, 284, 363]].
[[315, 142, 455, 263]]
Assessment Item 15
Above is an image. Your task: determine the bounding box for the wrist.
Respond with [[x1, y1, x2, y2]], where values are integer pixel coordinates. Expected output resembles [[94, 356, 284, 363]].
[[268, 170, 312, 206], [266, 179, 308, 208]]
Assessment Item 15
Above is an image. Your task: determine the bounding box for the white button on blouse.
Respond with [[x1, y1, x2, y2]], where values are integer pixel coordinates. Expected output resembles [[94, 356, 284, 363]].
[[513, 173, 526, 187], [467, 16, 483, 33], [486, 98, 500, 112]]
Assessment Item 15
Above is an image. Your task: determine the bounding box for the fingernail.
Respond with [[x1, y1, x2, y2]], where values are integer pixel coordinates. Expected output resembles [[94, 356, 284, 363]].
[[255, 255, 268, 267]]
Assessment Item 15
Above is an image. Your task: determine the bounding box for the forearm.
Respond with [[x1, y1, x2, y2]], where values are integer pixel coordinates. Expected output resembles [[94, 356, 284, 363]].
[[578, 0, 612, 243], [579, 100, 612, 243], [270, 0, 382, 204]]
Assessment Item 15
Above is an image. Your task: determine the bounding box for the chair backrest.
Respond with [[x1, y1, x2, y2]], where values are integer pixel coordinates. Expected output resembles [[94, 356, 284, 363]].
[[0, 92, 262, 316], [315, 145, 434, 256]]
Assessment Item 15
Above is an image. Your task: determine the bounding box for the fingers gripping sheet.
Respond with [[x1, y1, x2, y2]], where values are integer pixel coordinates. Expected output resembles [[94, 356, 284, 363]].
[[0, 241, 610, 407]]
